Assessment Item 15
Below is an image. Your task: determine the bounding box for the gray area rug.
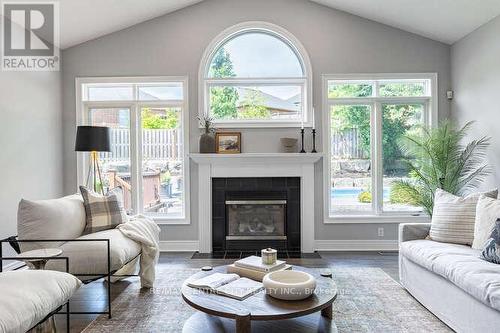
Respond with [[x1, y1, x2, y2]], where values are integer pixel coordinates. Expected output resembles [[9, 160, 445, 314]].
[[82, 266, 451, 332]]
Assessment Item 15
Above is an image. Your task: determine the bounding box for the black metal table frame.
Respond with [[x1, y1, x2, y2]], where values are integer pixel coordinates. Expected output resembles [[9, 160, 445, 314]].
[[0, 237, 140, 324]]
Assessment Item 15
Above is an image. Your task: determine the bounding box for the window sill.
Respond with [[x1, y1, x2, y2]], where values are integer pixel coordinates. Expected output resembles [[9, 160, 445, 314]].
[[206, 121, 313, 129], [324, 214, 430, 224], [150, 216, 190, 225]]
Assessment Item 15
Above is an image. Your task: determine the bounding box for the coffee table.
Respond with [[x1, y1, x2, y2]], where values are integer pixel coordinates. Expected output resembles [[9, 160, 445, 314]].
[[182, 265, 337, 333]]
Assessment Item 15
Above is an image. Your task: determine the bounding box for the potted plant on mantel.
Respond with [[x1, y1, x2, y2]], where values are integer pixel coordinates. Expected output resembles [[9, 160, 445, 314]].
[[198, 115, 216, 153], [393, 120, 491, 216]]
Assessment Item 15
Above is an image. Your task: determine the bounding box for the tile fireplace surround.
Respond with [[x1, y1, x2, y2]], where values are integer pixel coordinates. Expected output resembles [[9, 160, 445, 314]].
[[190, 153, 322, 253]]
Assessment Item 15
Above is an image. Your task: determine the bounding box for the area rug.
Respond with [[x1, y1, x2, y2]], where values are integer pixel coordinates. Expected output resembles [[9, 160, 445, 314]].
[[82, 266, 451, 333]]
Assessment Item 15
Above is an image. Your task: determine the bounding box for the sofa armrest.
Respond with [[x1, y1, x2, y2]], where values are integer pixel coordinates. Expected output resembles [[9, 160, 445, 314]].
[[399, 223, 431, 243]]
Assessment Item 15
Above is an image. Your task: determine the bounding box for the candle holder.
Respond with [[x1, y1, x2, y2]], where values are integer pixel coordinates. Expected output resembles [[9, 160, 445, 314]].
[[300, 128, 306, 153], [311, 129, 317, 153]]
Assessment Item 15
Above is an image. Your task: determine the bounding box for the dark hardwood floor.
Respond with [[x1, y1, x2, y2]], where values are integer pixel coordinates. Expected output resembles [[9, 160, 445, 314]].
[[56, 251, 399, 332]]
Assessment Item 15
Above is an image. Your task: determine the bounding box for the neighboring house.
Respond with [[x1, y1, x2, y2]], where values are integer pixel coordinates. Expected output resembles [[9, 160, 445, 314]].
[[236, 87, 301, 118]]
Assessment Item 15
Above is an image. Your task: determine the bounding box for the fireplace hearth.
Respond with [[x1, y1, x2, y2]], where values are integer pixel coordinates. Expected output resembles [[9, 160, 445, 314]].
[[212, 177, 300, 252]]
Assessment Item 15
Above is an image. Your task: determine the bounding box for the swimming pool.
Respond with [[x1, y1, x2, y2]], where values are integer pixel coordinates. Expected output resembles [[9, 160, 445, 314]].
[[332, 188, 390, 200]]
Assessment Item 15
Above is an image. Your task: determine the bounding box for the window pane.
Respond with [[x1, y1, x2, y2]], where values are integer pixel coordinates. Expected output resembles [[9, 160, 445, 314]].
[[382, 104, 425, 213], [87, 85, 133, 101], [379, 81, 428, 97], [208, 32, 303, 78], [90, 108, 133, 214], [209, 85, 302, 120], [330, 105, 372, 214], [328, 82, 373, 98], [141, 107, 184, 218], [138, 83, 183, 100]]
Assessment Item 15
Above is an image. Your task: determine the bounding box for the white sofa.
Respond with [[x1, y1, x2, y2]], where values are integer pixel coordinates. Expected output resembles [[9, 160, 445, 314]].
[[399, 223, 500, 333], [0, 270, 81, 333], [16, 194, 141, 278], [14, 194, 142, 317]]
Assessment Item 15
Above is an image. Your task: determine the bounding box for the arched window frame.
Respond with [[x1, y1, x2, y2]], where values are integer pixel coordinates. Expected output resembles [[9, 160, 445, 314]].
[[199, 21, 313, 128]]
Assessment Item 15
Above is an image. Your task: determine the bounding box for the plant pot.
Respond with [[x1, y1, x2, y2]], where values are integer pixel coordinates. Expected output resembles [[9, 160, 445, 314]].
[[199, 133, 216, 153]]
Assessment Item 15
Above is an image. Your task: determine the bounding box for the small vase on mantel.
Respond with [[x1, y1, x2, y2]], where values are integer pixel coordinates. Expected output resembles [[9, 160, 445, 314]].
[[198, 115, 216, 153]]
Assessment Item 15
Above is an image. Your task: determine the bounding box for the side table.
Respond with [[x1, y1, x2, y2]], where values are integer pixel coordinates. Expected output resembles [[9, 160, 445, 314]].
[[17, 248, 63, 270]]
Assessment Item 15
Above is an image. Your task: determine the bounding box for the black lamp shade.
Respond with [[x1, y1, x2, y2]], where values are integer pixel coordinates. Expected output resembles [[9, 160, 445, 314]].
[[75, 126, 111, 152]]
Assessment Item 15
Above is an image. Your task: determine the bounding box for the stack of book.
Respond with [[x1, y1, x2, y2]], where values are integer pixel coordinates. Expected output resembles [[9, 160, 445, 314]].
[[227, 255, 292, 281]]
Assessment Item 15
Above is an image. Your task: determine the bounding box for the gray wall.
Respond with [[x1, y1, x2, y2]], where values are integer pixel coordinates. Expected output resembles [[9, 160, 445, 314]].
[[451, 15, 500, 191], [0, 71, 63, 255], [61, 0, 451, 243]]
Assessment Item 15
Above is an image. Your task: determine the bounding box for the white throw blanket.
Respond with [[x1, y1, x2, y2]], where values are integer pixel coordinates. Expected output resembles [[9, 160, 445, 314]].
[[117, 215, 160, 288]]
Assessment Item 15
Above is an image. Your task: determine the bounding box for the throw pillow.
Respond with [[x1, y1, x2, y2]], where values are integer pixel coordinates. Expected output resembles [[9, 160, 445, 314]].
[[481, 219, 500, 264], [80, 186, 128, 234], [429, 188, 498, 245], [473, 195, 500, 249], [17, 194, 86, 252]]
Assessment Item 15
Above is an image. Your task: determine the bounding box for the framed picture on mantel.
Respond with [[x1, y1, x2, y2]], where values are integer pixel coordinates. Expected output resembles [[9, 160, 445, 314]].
[[215, 132, 241, 154]]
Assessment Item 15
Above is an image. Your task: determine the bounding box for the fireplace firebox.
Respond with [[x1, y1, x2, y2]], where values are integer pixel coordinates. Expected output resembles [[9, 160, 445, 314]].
[[212, 177, 300, 252], [226, 200, 287, 240]]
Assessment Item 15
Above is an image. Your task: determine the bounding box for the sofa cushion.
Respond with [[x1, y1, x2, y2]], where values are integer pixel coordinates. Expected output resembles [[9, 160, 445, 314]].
[[400, 239, 500, 311], [80, 186, 128, 234], [17, 194, 86, 252], [46, 228, 141, 279], [429, 189, 497, 245], [481, 219, 500, 264], [0, 270, 81, 333], [474, 196, 500, 249]]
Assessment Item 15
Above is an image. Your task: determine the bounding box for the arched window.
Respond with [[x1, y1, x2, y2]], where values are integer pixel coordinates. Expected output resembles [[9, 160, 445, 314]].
[[199, 22, 312, 127]]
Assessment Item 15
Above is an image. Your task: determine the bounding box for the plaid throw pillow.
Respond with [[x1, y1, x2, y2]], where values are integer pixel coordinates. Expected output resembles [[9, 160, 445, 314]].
[[80, 186, 128, 234]]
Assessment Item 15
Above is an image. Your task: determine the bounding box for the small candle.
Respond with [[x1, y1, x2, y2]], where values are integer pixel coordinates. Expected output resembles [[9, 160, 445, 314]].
[[261, 248, 277, 265]]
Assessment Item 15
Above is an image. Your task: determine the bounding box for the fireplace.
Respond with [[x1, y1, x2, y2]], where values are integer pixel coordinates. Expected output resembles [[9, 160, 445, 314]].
[[212, 177, 300, 252], [226, 200, 287, 240]]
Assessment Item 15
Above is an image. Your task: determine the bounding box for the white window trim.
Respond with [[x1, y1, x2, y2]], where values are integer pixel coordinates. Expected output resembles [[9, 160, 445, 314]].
[[322, 73, 438, 224], [75, 76, 190, 225], [198, 21, 313, 128]]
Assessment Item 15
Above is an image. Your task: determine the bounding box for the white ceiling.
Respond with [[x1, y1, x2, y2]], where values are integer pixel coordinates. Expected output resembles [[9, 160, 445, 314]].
[[58, 0, 500, 49], [59, 0, 203, 49], [311, 0, 500, 44]]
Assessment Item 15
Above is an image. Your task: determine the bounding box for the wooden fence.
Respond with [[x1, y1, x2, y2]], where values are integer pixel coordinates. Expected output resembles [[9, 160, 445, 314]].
[[100, 128, 182, 163], [331, 128, 367, 159]]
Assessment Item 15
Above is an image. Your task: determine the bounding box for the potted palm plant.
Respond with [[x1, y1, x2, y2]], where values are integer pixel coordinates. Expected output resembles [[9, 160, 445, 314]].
[[393, 121, 490, 215]]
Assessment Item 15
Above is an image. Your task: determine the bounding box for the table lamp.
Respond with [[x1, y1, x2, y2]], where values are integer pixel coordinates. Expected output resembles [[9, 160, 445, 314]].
[[75, 126, 111, 194]]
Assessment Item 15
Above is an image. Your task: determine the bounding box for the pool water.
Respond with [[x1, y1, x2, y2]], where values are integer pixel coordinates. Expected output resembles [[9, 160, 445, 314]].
[[332, 188, 390, 200]]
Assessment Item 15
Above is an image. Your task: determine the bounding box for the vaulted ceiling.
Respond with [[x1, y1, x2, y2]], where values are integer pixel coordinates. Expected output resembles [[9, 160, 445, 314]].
[[59, 0, 500, 49], [311, 0, 500, 44]]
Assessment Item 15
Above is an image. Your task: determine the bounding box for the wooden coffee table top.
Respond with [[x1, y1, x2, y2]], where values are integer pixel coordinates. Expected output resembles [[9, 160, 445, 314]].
[[181, 265, 337, 321]]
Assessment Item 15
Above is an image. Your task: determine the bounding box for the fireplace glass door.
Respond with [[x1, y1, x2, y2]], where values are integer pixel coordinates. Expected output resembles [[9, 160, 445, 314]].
[[225, 200, 286, 240]]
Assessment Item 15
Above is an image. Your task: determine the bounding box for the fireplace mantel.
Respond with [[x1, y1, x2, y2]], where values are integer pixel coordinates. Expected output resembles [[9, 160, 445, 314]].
[[190, 153, 322, 164], [190, 153, 322, 253]]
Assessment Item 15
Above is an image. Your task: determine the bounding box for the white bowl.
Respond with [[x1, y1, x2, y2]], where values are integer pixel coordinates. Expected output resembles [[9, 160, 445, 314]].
[[262, 270, 316, 300]]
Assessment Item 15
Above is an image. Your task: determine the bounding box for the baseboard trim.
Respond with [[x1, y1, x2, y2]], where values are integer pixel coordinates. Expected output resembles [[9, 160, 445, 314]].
[[159, 240, 199, 252], [158, 239, 397, 252], [315, 239, 399, 251]]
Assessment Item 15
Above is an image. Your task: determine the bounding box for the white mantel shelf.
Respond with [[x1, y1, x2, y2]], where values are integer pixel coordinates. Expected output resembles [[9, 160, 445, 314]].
[[189, 153, 322, 164], [190, 152, 321, 254]]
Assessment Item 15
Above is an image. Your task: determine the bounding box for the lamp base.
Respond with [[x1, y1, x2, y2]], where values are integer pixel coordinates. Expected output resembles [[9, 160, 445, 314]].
[[85, 151, 105, 194]]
